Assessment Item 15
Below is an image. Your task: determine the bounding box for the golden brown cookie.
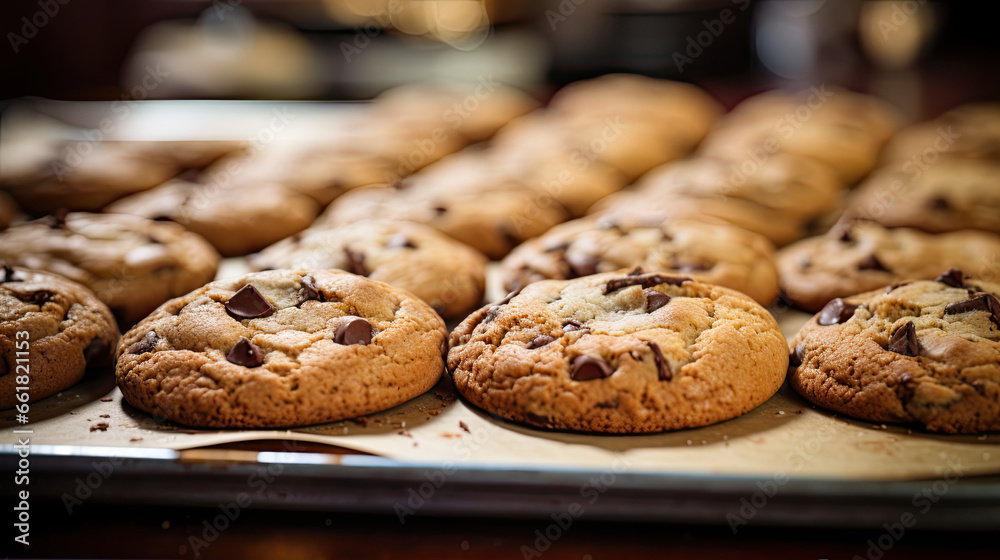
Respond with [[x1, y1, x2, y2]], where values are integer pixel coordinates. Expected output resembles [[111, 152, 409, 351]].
[[116, 269, 447, 428], [449, 270, 788, 432]]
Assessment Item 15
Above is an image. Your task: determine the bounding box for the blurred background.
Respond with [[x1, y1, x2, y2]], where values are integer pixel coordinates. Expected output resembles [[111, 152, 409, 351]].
[[2, 0, 1000, 113]]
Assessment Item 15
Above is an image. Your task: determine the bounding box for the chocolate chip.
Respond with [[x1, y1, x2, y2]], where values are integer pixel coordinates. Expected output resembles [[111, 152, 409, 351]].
[[936, 268, 968, 288], [0, 263, 21, 283], [386, 233, 416, 249], [887, 321, 918, 357], [790, 342, 806, 366], [858, 254, 889, 272], [127, 331, 158, 355], [343, 247, 368, 276], [227, 338, 264, 367], [83, 337, 110, 368], [562, 319, 588, 332], [527, 335, 555, 349], [646, 342, 672, 381], [817, 298, 858, 326], [570, 355, 613, 381], [929, 196, 950, 210], [26, 290, 55, 305], [335, 318, 372, 346], [42, 208, 69, 229], [225, 284, 274, 320], [483, 305, 503, 324], [838, 228, 854, 243], [885, 281, 911, 294], [566, 254, 598, 278], [605, 273, 691, 294], [944, 293, 1000, 326], [644, 288, 671, 312], [300, 274, 322, 302]]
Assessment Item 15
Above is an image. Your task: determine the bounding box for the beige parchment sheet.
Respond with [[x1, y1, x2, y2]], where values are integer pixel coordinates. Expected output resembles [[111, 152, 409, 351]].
[[2, 262, 998, 482]]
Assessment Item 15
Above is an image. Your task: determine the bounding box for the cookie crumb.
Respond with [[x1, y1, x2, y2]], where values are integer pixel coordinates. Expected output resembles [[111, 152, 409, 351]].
[[880, 424, 888, 430], [401, 421, 406, 429], [398, 430, 413, 438], [413, 442, 418, 447], [795, 410, 803, 415], [129, 438, 143, 442], [906, 429, 913, 435], [351, 416, 369, 427], [777, 411, 785, 415], [100, 398, 113, 402], [701, 440, 707, 445], [441, 433, 461, 438], [459, 421, 471, 433], [100, 414, 111, 419], [686, 440, 692, 446], [90, 422, 109, 432], [722, 435, 728, 440]]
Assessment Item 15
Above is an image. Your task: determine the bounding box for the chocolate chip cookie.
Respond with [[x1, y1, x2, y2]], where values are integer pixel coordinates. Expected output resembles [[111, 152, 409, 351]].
[[248, 221, 488, 318], [779, 220, 1000, 311], [0, 212, 220, 326], [1, 264, 119, 409], [846, 160, 1000, 235], [789, 270, 1000, 433], [501, 216, 780, 306], [880, 102, 1000, 165], [448, 270, 788, 432], [317, 184, 569, 260], [116, 269, 448, 428], [104, 179, 319, 257]]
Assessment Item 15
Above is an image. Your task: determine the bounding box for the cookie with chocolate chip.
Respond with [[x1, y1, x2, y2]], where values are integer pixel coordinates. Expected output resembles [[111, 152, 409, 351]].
[[248, 221, 488, 318], [1, 265, 120, 408], [115, 269, 448, 428], [846, 160, 1000, 235], [0, 212, 220, 326], [778, 220, 1000, 311], [317, 184, 568, 260], [500, 216, 780, 306], [448, 270, 788, 432], [789, 271, 1000, 433]]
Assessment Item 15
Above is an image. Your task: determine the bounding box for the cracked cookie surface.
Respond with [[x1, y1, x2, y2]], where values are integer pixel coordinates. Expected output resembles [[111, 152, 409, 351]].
[[115, 269, 447, 428], [448, 270, 787, 432], [1, 265, 119, 408], [249, 220, 487, 319], [501, 216, 779, 306], [789, 271, 1000, 433]]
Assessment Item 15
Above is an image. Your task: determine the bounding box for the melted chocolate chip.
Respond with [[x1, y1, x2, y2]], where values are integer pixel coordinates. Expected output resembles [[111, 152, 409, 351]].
[[562, 319, 588, 332], [817, 298, 858, 326], [944, 293, 1000, 326], [42, 208, 69, 229], [483, 305, 503, 324], [644, 288, 671, 313], [858, 254, 889, 272], [127, 331, 158, 355], [527, 335, 555, 349], [386, 233, 416, 249], [790, 342, 806, 367], [566, 254, 598, 277], [570, 355, 613, 381], [343, 247, 368, 276], [0, 263, 21, 283], [936, 268, 968, 288], [83, 337, 110, 368], [227, 338, 264, 367], [647, 341, 672, 381], [335, 318, 372, 346], [887, 321, 918, 356], [26, 290, 55, 305], [300, 275, 322, 302], [605, 273, 691, 294], [225, 285, 274, 320]]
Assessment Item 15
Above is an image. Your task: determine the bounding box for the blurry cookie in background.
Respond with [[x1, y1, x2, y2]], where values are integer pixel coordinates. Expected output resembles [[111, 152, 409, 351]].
[[778, 220, 1000, 312], [104, 179, 319, 257], [698, 87, 902, 184], [0, 212, 220, 327], [1, 265, 120, 409], [846, 160, 1000, 235], [501, 215, 780, 306], [589, 154, 844, 246], [249, 221, 488, 318], [0, 192, 18, 230], [880, 102, 1000, 165], [317, 184, 568, 260]]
